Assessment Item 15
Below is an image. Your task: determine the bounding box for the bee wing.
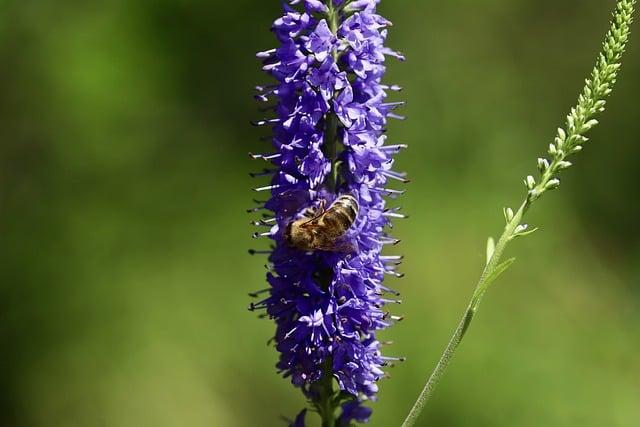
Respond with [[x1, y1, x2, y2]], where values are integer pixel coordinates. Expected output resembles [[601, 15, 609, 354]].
[[300, 216, 320, 228], [317, 237, 359, 254], [299, 204, 334, 228]]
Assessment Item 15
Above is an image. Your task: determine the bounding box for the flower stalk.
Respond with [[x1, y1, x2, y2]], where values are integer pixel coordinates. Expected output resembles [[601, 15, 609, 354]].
[[402, 1, 635, 426], [252, 1, 405, 425], [314, 9, 340, 426]]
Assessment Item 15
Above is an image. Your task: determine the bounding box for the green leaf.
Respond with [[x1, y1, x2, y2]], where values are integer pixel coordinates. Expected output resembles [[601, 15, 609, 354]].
[[471, 258, 516, 310], [484, 258, 516, 289], [514, 227, 540, 238]]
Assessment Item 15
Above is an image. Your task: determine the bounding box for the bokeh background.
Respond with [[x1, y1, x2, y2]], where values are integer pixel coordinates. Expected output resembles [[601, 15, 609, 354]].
[[0, 0, 639, 426]]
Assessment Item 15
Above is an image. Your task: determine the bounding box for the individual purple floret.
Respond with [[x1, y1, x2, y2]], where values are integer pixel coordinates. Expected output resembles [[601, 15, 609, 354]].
[[250, 0, 405, 424]]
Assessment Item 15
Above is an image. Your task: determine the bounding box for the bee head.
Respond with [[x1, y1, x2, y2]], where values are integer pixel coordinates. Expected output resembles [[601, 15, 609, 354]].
[[285, 221, 314, 251]]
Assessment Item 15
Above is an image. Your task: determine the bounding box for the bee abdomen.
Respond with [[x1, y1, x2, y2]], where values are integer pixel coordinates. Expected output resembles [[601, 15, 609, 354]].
[[327, 195, 359, 228], [334, 195, 359, 217]]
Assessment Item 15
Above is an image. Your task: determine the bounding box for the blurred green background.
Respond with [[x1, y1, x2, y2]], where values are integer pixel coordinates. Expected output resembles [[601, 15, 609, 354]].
[[0, 1, 639, 426]]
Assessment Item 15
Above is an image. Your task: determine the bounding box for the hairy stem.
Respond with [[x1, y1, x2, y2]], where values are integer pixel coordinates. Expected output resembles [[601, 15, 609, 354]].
[[402, 1, 635, 426]]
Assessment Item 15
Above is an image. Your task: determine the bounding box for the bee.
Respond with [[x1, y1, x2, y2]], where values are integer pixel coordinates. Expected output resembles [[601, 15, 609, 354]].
[[285, 194, 359, 253]]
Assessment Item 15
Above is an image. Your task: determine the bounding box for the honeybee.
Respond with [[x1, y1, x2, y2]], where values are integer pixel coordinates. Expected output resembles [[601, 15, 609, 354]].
[[285, 194, 359, 253]]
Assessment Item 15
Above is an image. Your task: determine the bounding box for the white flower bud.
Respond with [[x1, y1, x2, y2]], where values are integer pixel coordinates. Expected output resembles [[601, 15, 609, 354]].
[[582, 119, 599, 131], [545, 178, 561, 191], [557, 128, 566, 142], [557, 161, 572, 170], [537, 158, 550, 172], [525, 175, 536, 190], [567, 112, 576, 131], [503, 207, 514, 223]]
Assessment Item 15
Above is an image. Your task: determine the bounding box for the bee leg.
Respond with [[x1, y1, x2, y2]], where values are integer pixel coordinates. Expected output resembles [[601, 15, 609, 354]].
[[317, 199, 326, 214]]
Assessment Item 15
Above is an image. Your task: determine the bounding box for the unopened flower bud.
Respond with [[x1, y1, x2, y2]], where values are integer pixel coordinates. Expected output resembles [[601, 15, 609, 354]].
[[545, 178, 561, 191]]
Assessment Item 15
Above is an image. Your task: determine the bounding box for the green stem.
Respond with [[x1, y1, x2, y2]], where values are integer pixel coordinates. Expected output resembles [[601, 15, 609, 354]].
[[324, 112, 339, 192], [401, 202, 527, 427], [323, 1, 340, 193], [314, 6, 342, 427], [314, 359, 337, 427]]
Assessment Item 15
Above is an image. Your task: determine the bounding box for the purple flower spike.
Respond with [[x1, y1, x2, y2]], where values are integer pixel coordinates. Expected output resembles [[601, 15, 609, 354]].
[[251, 1, 405, 424]]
